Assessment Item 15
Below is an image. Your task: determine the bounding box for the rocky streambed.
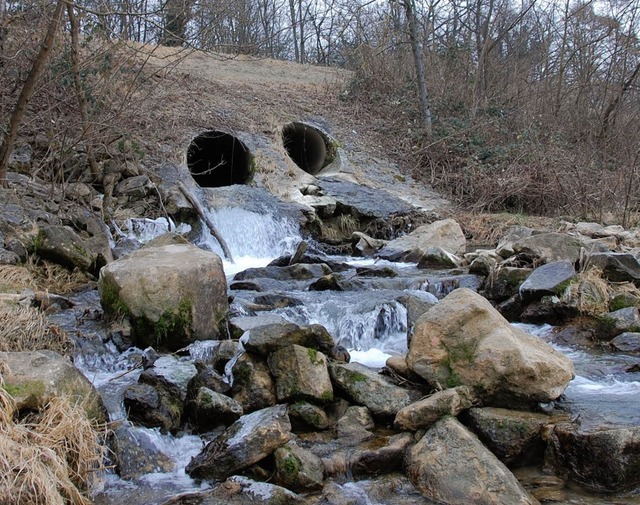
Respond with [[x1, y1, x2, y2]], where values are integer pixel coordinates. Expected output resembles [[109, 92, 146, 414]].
[[1, 171, 640, 504]]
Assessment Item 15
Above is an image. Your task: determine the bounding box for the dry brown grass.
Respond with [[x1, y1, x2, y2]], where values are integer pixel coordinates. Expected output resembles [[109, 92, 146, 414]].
[[0, 304, 71, 355], [0, 381, 106, 505], [26, 260, 92, 295], [560, 267, 640, 316], [450, 211, 558, 247], [0, 265, 37, 293]]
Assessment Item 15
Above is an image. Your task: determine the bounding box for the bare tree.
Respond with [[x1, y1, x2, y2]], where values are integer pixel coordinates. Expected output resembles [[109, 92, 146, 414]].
[[401, 0, 433, 134], [0, 0, 64, 188]]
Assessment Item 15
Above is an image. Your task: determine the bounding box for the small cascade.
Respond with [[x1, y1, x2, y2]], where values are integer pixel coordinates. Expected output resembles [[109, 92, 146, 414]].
[[197, 207, 302, 275], [271, 293, 408, 361]]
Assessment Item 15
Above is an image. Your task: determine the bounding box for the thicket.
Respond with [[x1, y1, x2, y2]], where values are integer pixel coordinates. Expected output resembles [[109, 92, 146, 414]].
[[1, 0, 639, 224]]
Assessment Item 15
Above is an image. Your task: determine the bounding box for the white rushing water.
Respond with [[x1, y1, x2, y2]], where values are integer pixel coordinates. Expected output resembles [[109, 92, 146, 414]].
[[197, 207, 302, 277]]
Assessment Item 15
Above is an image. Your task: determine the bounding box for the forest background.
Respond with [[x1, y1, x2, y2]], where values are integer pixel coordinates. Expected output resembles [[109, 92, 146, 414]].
[[1, 0, 640, 224]]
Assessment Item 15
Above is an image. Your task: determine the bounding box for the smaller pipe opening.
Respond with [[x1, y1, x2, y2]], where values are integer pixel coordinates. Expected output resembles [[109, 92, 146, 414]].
[[187, 131, 253, 187], [282, 122, 333, 176]]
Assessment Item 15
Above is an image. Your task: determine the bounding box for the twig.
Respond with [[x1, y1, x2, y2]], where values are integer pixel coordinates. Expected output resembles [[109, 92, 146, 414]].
[[178, 181, 234, 262]]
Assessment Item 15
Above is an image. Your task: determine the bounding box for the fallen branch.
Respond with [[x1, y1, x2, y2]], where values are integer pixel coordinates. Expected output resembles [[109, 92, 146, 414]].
[[178, 181, 234, 262]]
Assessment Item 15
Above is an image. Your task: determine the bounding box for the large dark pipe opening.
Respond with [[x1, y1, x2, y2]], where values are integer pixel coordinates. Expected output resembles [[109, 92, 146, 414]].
[[187, 131, 253, 187], [282, 122, 335, 176]]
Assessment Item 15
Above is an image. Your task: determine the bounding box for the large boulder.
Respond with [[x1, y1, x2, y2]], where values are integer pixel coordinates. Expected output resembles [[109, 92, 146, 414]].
[[586, 252, 640, 284], [329, 362, 420, 418], [405, 417, 539, 505], [34, 224, 110, 274], [0, 350, 105, 421], [377, 219, 466, 262], [406, 288, 574, 407], [186, 404, 292, 481], [98, 243, 228, 351], [550, 423, 640, 492], [519, 261, 576, 302], [512, 232, 583, 264]]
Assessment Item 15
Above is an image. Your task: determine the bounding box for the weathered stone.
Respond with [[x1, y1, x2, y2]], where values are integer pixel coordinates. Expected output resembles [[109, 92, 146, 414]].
[[407, 288, 574, 407], [98, 243, 228, 351], [496, 226, 535, 258], [355, 265, 398, 277], [586, 252, 640, 284], [34, 225, 98, 273], [550, 423, 640, 492], [0, 350, 105, 421], [601, 307, 640, 339], [317, 474, 430, 505], [406, 417, 539, 505], [417, 247, 463, 269], [186, 362, 231, 402], [351, 231, 386, 257], [610, 332, 640, 353], [111, 424, 174, 479], [396, 293, 438, 345], [8, 145, 32, 173], [0, 248, 20, 265], [268, 345, 333, 403], [253, 293, 304, 309], [484, 267, 532, 302], [123, 382, 182, 433], [275, 441, 325, 491], [229, 314, 290, 338], [465, 407, 562, 467], [322, 432, 414, 479], [142, 355, 197, 400], [233, 263, 331, 281], [288, 401, 331, 431], [243, 322, 335, 356], [377, 219, 466, 262], [186, 404, 292, 481], [316, 178, 414, 219], [512, 232, 583, 264], [329, 362, 420, 418], [468, 255, 495, 276], [394, 386, 474, 431], [336, 405, 375, 441], [157, 476, 306, 505], [519, 261, 576, 302], [309, 273, 344, 291], [114, 175, 154, 199], [231, 353, 276, 413], [190, 387, 243, 430]]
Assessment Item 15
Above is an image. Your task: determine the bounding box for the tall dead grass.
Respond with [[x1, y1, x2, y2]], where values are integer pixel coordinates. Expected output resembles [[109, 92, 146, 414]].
[[0, 381, 106, 505], [0, 303, 71, 354], [561, 268, 640, 316]]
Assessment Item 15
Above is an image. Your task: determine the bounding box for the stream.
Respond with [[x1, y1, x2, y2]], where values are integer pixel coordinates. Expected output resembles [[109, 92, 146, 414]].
[[50, 205, 640, 504]]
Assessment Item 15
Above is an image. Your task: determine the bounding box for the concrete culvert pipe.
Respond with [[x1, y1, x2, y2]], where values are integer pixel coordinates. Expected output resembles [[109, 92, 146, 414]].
[[282, 122, 336, 176], [187, 131, 253, 187]]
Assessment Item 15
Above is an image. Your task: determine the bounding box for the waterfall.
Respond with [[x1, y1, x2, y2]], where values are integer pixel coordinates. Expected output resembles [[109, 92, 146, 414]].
[[196, 207, 302, 276]]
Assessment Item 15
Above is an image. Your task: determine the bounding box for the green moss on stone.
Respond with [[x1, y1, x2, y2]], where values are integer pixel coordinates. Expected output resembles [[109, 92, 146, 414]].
[[2, 380, 46, 399], [99, 279, 129, 316]]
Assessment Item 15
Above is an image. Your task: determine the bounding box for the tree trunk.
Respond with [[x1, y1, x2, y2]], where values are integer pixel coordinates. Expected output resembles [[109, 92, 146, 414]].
[[289, 0, 300, 62], [0, 0, 6, 67], [402, 0, 433, 136], [67, 2, 102, 183], [0, 0, 64, 188]]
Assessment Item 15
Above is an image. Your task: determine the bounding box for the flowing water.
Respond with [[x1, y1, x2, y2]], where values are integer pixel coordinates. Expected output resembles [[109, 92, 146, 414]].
[[60, 206, 640, 504]]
